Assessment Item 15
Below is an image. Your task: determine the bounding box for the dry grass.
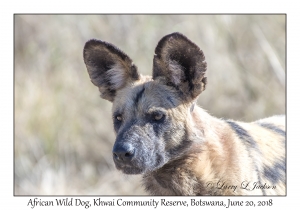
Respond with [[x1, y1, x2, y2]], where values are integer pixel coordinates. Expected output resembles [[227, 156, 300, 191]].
[[14, 15, 285, 195]]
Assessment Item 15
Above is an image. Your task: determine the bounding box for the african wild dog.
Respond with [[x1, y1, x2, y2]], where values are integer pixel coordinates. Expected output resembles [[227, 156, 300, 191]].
[[83, 32, 286, 195]]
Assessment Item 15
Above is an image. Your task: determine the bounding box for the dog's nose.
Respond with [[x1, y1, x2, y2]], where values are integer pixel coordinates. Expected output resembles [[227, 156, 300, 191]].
[[112, 143, 135, 162]]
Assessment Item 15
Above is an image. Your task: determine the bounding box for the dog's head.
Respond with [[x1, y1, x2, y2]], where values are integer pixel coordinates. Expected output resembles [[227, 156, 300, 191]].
[[83, 33, 207, 174]]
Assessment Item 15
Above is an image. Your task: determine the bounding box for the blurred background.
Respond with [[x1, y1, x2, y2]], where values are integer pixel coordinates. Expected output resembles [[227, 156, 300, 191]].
[[14, 15, 285, 195]]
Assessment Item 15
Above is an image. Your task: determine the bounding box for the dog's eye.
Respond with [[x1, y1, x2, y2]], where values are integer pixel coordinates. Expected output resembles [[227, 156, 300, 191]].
[[115, 115, 122, 121], [153, 112, 164, 121]]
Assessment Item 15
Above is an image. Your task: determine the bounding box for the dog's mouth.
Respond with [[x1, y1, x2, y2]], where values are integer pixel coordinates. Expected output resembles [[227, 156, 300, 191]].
[[113, 152, 167, 175], [114, 161, 144, 174]]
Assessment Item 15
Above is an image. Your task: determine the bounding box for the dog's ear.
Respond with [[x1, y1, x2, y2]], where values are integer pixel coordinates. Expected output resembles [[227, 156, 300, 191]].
[[83, 39, 140, 102], [152, 32, 207, 101]]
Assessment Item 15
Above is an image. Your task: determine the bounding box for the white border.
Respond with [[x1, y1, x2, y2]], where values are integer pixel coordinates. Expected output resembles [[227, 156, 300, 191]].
[[2, 0, 299, 209]]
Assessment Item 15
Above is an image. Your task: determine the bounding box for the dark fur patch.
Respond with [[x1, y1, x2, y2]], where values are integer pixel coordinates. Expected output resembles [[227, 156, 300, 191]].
[[84, 39, 128, 61], [134, 86, 145, 105], [257, 122, 286, 137], [115, 119, 137, 143], [168, 139, 193, 158], [226, 121, 258, 150], [152, 32, 207, 100], [166, 96, 176, 107], [167, 126, 191, 158], [226, 121, 265, 195], [263, 159, 286, 184]]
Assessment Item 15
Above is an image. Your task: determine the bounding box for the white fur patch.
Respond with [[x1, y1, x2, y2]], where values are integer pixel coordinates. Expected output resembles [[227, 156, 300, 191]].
[[106, 63, 126, 89], [169, 60, 185, 85]]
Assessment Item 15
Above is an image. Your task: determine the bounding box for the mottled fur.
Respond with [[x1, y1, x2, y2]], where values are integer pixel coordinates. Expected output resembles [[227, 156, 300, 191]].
[[83, 32, 286, 195]]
